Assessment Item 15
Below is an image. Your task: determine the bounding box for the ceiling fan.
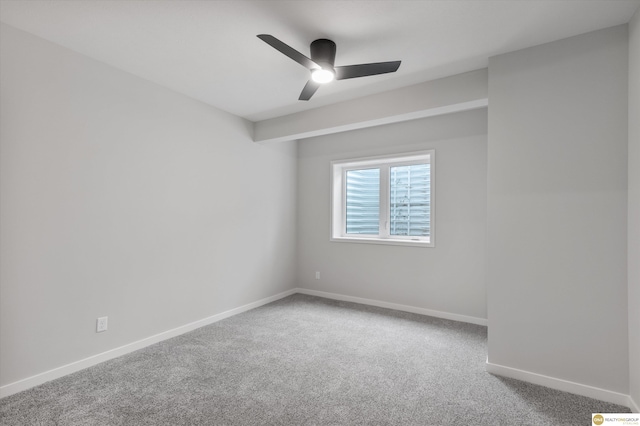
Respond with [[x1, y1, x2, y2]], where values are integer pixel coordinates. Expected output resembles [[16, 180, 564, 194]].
[[257, 34, 401, 101]]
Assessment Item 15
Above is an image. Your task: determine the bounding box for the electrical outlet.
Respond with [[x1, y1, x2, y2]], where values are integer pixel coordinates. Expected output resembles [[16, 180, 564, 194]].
[[96, 316, 108, 333], [315, 271, 320, 280]]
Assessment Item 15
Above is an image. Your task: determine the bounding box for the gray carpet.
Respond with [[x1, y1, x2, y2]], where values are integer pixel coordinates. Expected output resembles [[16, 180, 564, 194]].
[[0, 294, 630, 425]]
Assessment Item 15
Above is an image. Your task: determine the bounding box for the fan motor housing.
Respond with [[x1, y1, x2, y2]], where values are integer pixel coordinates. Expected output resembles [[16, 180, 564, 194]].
[[310, 39, 336, 69]]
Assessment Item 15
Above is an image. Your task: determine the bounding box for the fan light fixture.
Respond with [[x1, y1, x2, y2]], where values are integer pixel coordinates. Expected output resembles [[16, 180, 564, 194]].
[[311, 68, 335, 84]]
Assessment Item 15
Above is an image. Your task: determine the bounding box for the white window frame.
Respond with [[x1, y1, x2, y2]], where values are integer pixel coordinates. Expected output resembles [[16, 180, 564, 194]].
[[330, 150, 435, 248]]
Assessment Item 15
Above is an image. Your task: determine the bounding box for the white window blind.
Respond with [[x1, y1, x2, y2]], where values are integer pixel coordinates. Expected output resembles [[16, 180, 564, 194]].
[[389, 164, 431, 237], [345, 168, 380, 235]]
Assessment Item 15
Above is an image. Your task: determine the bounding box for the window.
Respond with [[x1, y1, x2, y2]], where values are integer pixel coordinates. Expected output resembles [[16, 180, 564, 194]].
[[331, 150, 434, 247]]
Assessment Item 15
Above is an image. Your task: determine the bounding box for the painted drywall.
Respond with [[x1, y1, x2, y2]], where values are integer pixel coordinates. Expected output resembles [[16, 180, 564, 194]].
[[297, 108, 487, 321], [254, 69, 488, 143], [629, 8, 640, 411], [0, 23, 297, 387], [487, 25, 629, 393]]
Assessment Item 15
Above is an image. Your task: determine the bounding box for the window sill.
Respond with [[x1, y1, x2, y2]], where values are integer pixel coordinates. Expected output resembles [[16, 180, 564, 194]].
[[330, 236, 433, 248]]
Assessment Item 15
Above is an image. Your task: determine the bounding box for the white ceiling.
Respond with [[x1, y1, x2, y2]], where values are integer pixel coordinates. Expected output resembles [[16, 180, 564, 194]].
[[1, 0, 638, 122]]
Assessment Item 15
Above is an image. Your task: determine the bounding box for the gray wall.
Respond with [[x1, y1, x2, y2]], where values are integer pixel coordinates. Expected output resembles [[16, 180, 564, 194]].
[[487, 25, 629, 393], [0, 24, 297, 387], [629, 9, 640, 409], [297, 109, 488, 321]]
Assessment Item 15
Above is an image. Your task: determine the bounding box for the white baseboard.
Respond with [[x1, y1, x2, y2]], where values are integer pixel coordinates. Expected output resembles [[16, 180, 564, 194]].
[[296, 288, 488, 326], [630, 396, 639, 413], [486, 360, 633, 409], [7, 287, 632, 412], [0, 288, 297, 399]]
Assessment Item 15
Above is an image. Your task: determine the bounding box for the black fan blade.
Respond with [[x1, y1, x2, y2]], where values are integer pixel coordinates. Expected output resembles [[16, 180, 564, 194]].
[[299, 80, 320, 101], [257, 34, 320, 70], [335, 61, 401, 80]]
